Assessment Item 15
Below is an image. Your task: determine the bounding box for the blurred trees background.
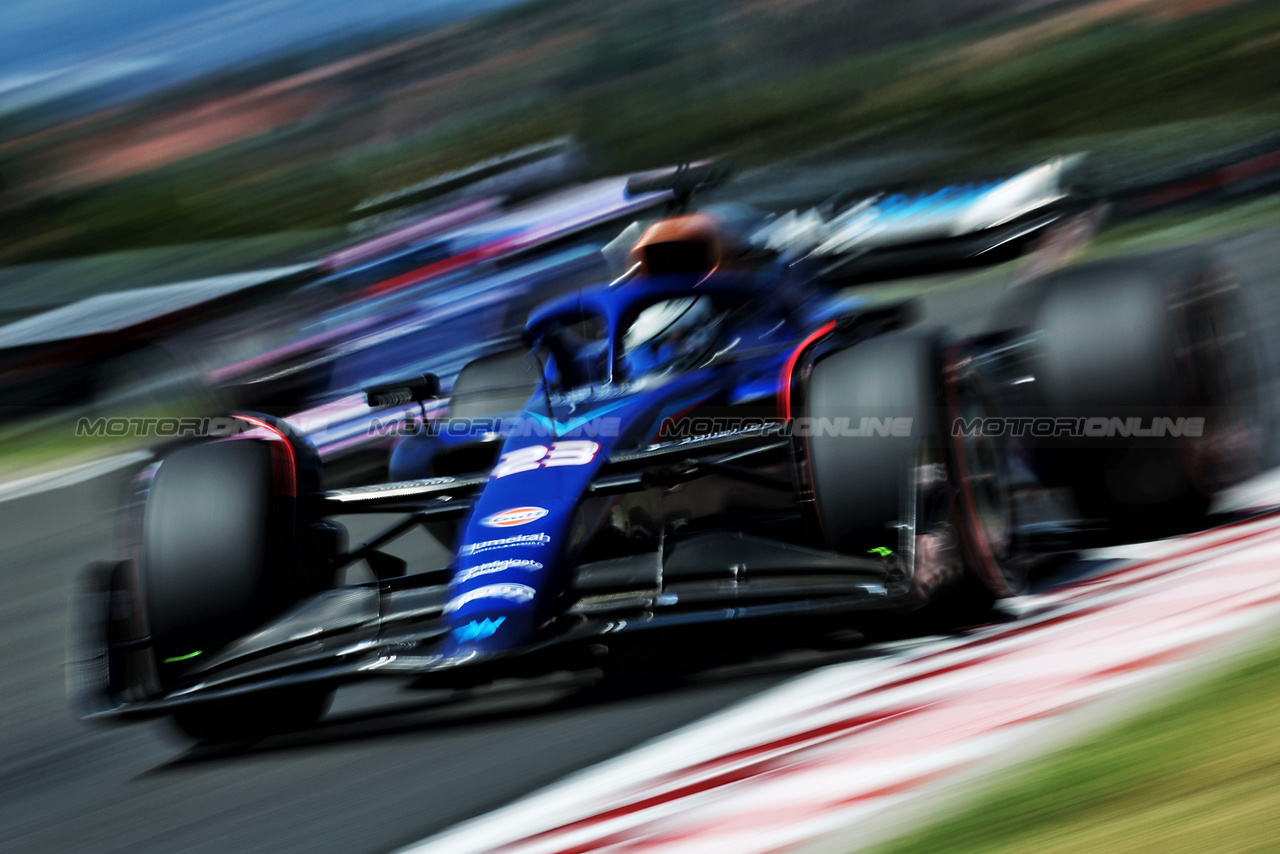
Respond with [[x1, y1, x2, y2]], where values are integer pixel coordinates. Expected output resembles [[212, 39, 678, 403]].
[[1, 0, 1278, 263]]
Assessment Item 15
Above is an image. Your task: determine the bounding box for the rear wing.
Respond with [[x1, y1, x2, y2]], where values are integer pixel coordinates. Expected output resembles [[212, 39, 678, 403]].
[[753, 156, 1090, 283]]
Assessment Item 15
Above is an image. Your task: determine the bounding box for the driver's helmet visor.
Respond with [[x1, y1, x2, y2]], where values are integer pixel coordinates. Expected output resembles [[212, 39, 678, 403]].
[[622, 295, 723, 378]]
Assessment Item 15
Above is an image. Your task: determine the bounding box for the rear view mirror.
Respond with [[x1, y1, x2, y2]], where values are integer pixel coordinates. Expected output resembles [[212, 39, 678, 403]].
[[363, 373, 441, 407]]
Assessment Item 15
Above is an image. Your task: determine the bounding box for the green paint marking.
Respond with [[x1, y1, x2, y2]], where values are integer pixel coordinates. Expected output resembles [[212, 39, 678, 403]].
[[163, 650, 203, 663], [868, 547, 893, 557]]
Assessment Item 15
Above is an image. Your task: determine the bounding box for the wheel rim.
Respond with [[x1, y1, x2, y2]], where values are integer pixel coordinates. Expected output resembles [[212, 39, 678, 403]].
[[948, 355, 1020, 596], [1179, 269, 1261, 492], [900, 439, 963, 603]]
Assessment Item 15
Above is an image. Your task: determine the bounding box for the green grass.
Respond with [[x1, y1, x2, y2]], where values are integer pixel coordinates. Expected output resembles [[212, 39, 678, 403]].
[[869, 635, 1280, 854], [1091, 192, 1280, 255], [0, 412, 144, 480]]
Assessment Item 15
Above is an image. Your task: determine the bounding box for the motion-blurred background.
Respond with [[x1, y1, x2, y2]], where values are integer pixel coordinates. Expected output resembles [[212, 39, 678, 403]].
[[2, 0, 1280, 478], [5, 0, 1279, 247], [5, 3, 1280, 852], [6, 0, 1280, 256]]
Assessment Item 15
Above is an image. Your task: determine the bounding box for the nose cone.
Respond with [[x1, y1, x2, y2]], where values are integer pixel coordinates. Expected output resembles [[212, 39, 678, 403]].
[[440, 609, 534, 659], [443, 442, 608, 658]]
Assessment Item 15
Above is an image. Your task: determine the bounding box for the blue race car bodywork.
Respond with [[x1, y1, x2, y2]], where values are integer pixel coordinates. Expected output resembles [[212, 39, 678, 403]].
[[78, 259, 925, 729], [71, 160, 1261, 742], [401, 273, 815, 660]]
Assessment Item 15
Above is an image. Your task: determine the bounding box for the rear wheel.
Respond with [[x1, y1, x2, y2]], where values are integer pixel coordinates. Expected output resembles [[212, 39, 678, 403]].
[[1011, 249, 1260, 531], [142, 432, 333, 741]]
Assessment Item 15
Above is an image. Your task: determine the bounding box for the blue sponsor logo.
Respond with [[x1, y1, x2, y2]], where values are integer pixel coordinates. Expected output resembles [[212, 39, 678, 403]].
[[452, 616, 506, 643]]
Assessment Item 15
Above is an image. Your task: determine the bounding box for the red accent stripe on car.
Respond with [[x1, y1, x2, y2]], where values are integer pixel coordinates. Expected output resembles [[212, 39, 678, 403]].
[[358, 236, 521, 300], [777, 320, 836, 421], [234, 414, 297, 496]]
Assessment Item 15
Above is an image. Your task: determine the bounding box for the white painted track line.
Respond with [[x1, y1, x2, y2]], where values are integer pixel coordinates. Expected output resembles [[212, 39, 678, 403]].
[[398, 485, 1280, 854]]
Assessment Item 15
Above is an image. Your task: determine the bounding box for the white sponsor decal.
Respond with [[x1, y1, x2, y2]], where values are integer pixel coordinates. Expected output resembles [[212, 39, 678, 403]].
[[455, 559, 544, 584], [459, 532, 552, 557], [443, 583, 536, 613], [482, 506, 549, 528]]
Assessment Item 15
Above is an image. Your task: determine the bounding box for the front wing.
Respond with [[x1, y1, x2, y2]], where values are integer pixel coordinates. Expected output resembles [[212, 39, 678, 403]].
[[72, 428, 902, 721]]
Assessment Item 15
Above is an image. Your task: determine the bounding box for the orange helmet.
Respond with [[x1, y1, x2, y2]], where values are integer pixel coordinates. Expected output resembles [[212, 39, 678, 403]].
[[627, 213, 723, 276]]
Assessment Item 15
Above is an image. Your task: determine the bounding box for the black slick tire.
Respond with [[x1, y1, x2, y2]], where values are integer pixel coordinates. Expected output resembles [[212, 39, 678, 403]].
[[142, 438, 332, 741]]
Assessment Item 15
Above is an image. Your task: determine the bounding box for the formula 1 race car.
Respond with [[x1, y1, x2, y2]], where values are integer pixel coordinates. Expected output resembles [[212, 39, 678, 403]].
[[71, 162, 1261, 742]]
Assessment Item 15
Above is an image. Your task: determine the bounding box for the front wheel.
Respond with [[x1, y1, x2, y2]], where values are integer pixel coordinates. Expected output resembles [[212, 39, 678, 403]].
[[801, 330, 1018, 632], [140, 422, 333, 740]]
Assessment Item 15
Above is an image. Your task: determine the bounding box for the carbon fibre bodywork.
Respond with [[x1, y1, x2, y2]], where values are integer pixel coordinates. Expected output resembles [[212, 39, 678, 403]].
[[73, 273, 929, 721]]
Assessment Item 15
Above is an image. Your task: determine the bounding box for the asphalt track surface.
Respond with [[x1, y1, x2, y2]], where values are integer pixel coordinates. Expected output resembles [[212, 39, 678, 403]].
[[2, 227, 1279, 854]]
